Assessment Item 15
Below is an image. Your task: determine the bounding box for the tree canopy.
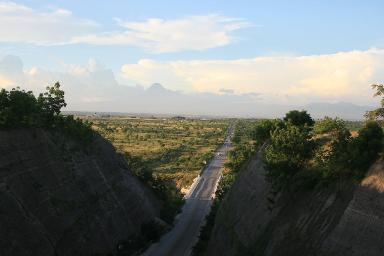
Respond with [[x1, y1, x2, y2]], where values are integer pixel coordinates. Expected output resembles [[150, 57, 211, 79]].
[[252, 119, 284, 143], [265, 103, 383, 192], [264, 123, 315, 190], [0, 83, 67, 128], [284, 110, 314, 127], [365, 84, 384, 120], [313, 116, 346, 135], [0, 83, 93, 143]]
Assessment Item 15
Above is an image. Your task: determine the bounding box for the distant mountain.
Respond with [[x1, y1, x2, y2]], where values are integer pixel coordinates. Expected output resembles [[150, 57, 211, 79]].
[[147, 83, 168, 93], [303, 102, 374, 120], [63, 81, 375, 120]]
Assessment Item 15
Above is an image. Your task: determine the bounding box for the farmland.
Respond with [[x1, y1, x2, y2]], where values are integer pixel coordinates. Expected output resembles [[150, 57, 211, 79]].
[[89, 116, 230, 190]]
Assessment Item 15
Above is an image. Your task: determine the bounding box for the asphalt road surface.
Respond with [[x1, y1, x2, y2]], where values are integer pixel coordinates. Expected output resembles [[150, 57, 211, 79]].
[[143, 127, 234, 256]]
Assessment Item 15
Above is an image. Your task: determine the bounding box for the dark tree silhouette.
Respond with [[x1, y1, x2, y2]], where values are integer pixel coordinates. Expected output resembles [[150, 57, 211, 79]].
[[284, 110, 314, 127]]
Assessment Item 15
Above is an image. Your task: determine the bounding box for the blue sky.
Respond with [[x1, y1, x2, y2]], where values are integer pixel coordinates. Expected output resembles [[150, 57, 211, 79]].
[[2, 0, 383, 68], [0, 0, 384, 115]]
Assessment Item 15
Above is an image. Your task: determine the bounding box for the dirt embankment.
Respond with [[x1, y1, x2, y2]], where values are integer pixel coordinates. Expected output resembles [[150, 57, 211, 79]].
[[0, 129, 161, 256], [206, 149, 384, 256]]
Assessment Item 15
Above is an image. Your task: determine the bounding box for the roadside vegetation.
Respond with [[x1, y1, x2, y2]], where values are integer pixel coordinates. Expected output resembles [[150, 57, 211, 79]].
[[88, 116, 229, 222], [253, 85, 384, 194], [0, 83, 93, 144]]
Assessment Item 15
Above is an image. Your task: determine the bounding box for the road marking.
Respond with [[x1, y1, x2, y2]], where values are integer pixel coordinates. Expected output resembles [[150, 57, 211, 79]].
[[193, 177, 206, 198]]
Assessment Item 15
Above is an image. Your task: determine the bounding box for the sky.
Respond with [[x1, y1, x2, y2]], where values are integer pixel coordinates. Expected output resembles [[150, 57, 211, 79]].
[[0, 0, 384, 118]]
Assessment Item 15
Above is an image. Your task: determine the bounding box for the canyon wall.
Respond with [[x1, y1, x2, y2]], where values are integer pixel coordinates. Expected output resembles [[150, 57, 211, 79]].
[[206, 150, 384, 256], [0, 129, 161, 256]]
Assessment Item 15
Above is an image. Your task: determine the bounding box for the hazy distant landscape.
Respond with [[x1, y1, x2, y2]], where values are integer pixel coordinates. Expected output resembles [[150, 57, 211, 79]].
[[64, 97, 373, 120], [61, 86, 375, 120]]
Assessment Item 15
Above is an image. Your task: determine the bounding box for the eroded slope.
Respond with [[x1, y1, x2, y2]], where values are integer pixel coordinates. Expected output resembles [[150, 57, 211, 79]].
[[0, 129, 161, 256], [206, 150, 384, 256]]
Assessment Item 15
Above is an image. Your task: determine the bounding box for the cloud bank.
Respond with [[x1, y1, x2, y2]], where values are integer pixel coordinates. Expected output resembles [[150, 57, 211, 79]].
[[0, 1, 98, 45], [121, 48, 384, 105], [74, 15, 251, 53], [0, 52, 380, 119]]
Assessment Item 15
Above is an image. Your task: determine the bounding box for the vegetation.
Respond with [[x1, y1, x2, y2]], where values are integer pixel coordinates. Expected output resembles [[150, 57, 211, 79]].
[[365, 83, 384, 120], [0, 84, 93, 143], [284, 110, 314, 127], [264, 123, 315, 191], [253, 107, 383, 193], [317, 120, 383, 179], [344, 120, 364, 131], [251, 119, 284, 143], [89, 116, 229, 223], [313, 116, 346, 134]]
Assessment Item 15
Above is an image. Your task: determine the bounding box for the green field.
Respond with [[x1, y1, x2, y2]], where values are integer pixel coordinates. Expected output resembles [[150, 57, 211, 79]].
[[89, 116, 230, 190]]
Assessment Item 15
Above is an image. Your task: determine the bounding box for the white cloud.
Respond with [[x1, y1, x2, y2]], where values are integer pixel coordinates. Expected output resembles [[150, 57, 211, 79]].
[[0, 1, 98, 45], [73, 14, 251, 53], [121, 48, 384, 105], [0, 74, 14, 88], [0, 56, 119, 109], [0, 2, 250, 52]]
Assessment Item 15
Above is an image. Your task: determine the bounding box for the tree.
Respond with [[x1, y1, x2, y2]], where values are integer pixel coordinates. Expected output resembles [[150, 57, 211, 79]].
[[349, 121, 383, 178], [0, 87, 39, 127], [318, 125, 352, 178], [284, 110, 314, 127], [264, 123, 315, 190], [317, 121, 383, 180], [0, 84, 93, 144], [313, 116, 346, 135], [365, 84, 384, 120], [37, 82, 67, 117], [252, 119, 284, 143]]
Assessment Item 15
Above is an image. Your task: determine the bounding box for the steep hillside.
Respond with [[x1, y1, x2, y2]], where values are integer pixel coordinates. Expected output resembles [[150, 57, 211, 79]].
[[0, 129, 161, 256], [206, 149, 384, 256]]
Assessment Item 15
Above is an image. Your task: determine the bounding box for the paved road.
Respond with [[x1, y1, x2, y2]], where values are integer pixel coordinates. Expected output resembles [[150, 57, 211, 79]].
[[143, 126, 234, 256]]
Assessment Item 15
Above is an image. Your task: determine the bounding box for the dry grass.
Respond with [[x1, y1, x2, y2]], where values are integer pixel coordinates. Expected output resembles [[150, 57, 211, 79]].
[[362, 157, 384, 193]]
